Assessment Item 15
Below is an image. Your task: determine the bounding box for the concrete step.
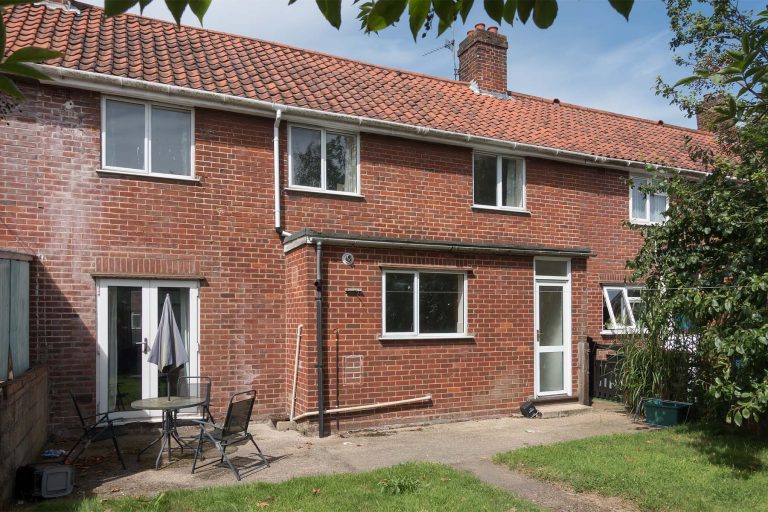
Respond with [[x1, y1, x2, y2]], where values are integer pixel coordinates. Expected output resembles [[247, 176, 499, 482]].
[[536, 403, 592, 419]]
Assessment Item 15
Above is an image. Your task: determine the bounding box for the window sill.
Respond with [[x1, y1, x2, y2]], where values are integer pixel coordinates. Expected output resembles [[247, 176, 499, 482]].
[[97, 169, 200, 183], [629, 219, 664, 226], [601, 329, 645, 336], [286, 187, 364, 199], [472, 205, 531, 215], [379, 334, 475, 342]]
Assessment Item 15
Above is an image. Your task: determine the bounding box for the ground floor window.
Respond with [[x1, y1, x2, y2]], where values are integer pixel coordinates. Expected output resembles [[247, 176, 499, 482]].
[[602, 286, 643, 333], [382, 270, 467, 337]]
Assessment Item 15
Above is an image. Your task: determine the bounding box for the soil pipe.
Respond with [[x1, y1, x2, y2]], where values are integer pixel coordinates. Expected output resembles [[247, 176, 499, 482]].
[[291, 395, 433, 422], [315, 242, 326, 437]]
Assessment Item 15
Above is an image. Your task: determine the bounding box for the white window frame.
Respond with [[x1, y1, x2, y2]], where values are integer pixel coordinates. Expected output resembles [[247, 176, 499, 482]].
[[100, 96, 196, 179], [629, 175, 668, 225], [381, 270, 468, 339], [472, 152, 527, 212], [602, 286, 643, 334], [287, 123, 361, 196]]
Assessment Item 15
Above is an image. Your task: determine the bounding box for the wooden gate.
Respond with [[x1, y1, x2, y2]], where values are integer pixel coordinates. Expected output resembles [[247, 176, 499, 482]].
[[589, 341, 621, 402]]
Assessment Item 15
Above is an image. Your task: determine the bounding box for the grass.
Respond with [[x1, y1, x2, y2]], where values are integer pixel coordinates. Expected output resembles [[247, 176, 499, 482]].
[[494, 425, 768, 511], [26, 462, 541, 512]]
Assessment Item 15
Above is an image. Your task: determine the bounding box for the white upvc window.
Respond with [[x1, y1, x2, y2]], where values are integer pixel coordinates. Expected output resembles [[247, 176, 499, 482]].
[[630, 176, 667, 224], [101, 97, 194, 177], [473, 152, 526, 210], [288, 124, 360, 195], [602, 286, 644, 333], [382, 270, 467, 338]]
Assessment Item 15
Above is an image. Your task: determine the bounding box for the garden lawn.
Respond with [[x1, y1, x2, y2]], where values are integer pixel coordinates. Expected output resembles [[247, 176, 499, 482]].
[[494, 425, 768, 511], [25, 462, 541, 512]]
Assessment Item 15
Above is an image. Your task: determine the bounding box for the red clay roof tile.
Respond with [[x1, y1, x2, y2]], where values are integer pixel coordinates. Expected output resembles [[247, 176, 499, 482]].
[[3, 1, 717, 171]]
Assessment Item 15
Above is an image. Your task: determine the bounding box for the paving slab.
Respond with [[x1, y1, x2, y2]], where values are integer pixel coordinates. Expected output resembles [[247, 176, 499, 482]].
[[28, 401, 649, 510]]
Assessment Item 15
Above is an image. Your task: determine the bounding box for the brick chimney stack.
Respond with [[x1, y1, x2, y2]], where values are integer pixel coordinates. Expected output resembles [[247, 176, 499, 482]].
[[458, 23, 509, 94], [696, 93, 726, 131]]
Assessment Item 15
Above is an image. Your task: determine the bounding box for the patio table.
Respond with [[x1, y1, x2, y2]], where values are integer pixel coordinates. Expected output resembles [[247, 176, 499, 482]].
[[131, 396, 205, 469]]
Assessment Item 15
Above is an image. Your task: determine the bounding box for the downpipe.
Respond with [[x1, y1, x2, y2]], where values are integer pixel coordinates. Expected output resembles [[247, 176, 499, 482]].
[[314, 241, 326, 437]]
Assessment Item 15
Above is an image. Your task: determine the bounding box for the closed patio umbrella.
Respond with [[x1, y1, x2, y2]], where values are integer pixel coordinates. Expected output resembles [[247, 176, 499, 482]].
[[148, 293, 189, 399]]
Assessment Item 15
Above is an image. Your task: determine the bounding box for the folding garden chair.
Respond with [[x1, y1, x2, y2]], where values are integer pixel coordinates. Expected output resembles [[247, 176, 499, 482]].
[[177, 376, 215, 423], [191, 390, 269, 480], [64, 392, 126, 469]]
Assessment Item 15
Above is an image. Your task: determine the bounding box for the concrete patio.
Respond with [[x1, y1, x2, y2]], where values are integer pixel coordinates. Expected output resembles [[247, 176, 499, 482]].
[[30, 401, 648, 511]]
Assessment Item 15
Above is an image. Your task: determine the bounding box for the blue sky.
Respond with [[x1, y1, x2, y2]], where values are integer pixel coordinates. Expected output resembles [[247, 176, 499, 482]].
[[87, 0, 764, 128]]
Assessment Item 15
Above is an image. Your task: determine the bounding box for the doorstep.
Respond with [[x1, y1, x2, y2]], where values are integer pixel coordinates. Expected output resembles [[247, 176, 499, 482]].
[[535, 403, 592, 419]]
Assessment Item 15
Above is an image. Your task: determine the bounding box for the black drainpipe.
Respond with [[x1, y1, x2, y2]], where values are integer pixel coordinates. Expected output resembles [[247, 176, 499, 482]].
[[314, 241, 326, 437]]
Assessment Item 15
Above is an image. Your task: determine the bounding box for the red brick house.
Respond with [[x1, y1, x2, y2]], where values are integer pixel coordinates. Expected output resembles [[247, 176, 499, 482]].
[[1, 1, 716, 436]]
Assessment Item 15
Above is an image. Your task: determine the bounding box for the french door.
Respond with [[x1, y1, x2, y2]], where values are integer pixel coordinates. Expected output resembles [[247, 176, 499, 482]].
[[533, 259, 572, 397], [96, 279, 199, 417]]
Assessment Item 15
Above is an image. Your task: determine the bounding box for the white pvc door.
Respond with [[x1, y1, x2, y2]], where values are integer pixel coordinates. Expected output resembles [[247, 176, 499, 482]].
[[96, 279, 199, 416], [533, 259, 571, 397]]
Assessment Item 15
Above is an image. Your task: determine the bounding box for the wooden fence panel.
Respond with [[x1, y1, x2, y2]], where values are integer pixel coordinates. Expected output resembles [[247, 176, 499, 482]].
[[0, 259, 9, 381], [9, 260, 29, 376]]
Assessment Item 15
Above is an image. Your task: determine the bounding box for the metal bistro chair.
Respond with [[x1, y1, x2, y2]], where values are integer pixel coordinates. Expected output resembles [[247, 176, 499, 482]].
[[177, 376, 215, 424], [64, 392, 126, 469], [191, 390, 269, 481]]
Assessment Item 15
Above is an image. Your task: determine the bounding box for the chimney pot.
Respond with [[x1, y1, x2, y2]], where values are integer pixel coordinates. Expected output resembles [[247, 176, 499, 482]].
[[458, 22, 508, 94]]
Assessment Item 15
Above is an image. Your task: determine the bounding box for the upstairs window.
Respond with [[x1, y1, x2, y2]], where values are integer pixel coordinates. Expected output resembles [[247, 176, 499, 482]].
[[289, 125, 359, 194], [473, 153, 525, 210], [383, 271, 467, 337], [603, 286, 644, 332], [102, 98, 193, 177], [630, 176, 667, 224]]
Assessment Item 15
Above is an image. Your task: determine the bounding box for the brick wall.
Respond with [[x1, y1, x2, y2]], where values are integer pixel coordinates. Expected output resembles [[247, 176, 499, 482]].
[[0, 83, 286, 433], [0, 366, 48, 505], [0, 81, 643, 433]]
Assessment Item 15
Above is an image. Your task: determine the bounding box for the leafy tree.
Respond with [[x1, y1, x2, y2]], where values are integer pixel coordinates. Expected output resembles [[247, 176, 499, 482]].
[[0, 0, 635, 99], [621, 1, 768, 428]]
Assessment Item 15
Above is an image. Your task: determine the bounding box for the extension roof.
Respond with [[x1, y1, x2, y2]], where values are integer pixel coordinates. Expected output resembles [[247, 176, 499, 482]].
[[3, 1, 717, 171]]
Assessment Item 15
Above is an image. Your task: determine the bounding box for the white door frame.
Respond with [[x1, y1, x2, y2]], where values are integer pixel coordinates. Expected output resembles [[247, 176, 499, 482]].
[[533, 258, 572, 398], [95, 279, 200, 416]]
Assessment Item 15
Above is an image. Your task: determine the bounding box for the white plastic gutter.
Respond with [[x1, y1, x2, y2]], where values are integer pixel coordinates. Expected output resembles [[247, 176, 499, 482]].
[[291, 394, 433, 422], [36, 65, 708, 178]]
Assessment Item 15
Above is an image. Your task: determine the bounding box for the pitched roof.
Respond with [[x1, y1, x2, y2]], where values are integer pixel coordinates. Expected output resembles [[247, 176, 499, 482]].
[[4, 1, 717, 171]]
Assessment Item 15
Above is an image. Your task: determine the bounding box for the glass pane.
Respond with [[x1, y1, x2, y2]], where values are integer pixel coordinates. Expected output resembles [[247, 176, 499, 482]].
[[419, 273, 463, 334], [385, 273, 414, 333], [631, 179, 647, 220], [473, 154, 497, 206], [105, 100, 145, 170], [156, 288, 189, 398], [151, 107, 192, 175], [535, 260, 568, 277], [540, 352, 564, 392], [107, 286, 143, 411], [501, 158, 523, 208], [650, 194, 667, 222], [539, 286, 563, 347], [326, 132, 357, 193], [606, 288, 630, 327], [291, 127, 322, 188]]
